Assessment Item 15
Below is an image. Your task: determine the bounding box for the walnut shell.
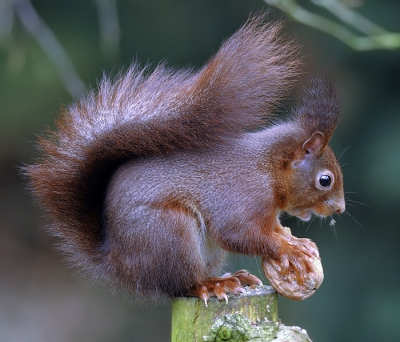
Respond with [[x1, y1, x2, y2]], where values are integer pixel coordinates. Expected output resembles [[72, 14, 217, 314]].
[[262, 233, 324, 300]]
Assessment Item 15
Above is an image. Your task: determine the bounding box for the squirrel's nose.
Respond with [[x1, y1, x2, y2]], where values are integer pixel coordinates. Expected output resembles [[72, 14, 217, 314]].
[[335, 199, 345, 214]]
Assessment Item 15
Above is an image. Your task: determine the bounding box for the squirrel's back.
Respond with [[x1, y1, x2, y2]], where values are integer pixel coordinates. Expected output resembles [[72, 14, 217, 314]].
[[25, 15, 302, 289]]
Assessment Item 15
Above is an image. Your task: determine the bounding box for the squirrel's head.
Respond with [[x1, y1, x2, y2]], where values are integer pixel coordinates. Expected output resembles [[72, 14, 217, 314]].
[[278, 77, 345, 221], [284, 131, 345, 221]]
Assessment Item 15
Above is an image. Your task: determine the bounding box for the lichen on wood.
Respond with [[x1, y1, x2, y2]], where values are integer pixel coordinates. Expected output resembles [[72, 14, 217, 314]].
[[202, 312, 279, 341]]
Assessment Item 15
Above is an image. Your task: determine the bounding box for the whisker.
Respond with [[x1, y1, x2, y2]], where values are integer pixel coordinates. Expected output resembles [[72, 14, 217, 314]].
[[345, 199, 369, 208], [280, 215, 292, 222], [344, 211, 363, 229], [338, 146, 351, 162], [254, 255, 263, 280], [305, 215, 317, 234], [332, 225, 340, 242], [344, 191, 358, 195]]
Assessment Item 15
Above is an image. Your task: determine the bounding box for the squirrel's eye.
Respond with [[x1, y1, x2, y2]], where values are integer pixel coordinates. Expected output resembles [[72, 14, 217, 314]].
[[319, 175, 332, 187]]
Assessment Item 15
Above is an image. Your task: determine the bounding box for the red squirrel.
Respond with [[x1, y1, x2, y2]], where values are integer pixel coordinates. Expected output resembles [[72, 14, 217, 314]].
[[25, 16, 345, 304]]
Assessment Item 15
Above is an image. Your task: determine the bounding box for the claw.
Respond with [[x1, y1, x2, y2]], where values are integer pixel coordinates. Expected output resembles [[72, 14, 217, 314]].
[[232, 270, 263, 287], [218, 293, 229, 304], [201, 293, 209, 307], [231, 286, 245, 295], [271, 260, 281, 272]]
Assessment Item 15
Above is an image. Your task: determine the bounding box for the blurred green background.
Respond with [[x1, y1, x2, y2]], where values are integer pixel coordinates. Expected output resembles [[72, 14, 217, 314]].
[[1, 0, 400, 341]]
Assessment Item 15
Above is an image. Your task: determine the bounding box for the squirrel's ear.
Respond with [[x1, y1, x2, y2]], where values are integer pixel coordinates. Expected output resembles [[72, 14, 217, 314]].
[[293, 131, 325, 165], [303, 131, 325, 154]]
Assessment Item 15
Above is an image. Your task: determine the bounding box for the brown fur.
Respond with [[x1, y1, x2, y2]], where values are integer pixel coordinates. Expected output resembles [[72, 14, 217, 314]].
[[24, 15, 344, 299]]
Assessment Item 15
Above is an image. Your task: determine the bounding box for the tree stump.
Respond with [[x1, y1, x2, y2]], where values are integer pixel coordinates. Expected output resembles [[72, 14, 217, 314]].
[[171, 285, 312, 341]]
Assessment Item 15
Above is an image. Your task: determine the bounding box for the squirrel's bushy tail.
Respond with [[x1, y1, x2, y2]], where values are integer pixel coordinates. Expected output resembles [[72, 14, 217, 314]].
[[24, 15, 301, 278]]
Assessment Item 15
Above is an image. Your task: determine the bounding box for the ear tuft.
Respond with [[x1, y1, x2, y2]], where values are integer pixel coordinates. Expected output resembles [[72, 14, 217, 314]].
[[293, 77, 339, 143]]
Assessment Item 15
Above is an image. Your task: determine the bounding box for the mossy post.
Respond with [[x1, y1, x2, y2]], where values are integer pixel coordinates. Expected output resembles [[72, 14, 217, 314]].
[[171, 285, 313, 341]]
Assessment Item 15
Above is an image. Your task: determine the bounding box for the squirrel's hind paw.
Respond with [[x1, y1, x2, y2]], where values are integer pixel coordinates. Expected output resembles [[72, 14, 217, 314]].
[[189, 270, 262, 306]]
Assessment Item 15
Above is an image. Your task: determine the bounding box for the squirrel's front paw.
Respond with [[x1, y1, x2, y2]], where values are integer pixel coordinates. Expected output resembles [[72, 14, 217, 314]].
[[262, 233, 324, 300]]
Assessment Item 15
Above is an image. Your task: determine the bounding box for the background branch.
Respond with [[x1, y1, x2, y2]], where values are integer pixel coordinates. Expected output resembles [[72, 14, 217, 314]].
[[265, 0, 400, 51], [12, 0, 86, 96]]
